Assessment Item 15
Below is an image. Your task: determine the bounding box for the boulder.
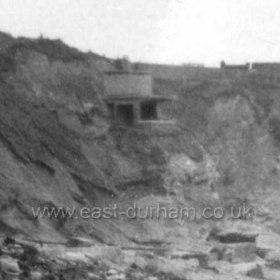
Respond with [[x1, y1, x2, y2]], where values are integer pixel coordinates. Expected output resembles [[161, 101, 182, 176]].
[[265, 250, 280, 269], [207, 228, 258, 243], [30, 270, 43, 280], [170, 250, 209, 268], [246, 264, 264, 279], [127, 271, 145, 280], [225, 243, 256, 263], [0, 255, 21, 276], [262, 266, 280, 279], [3, 243, 24, 258], [212, 260, 264, 279], [88, 272, 100, 279], [106, 268, 126, 280]]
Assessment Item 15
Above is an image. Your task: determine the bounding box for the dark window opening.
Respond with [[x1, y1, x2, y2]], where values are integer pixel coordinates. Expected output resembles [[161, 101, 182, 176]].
[[116, 104, 134, 126], [106, 103, 115, 117], [140, 101, 157, 120]]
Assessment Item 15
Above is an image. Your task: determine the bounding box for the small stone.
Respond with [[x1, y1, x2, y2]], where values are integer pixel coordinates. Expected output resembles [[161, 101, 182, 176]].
[[0, 255, 21, 276], [134, 255, 148, 269], [106, 272, 126, 280], [246, 264, 264, 279], [146, 277, 158, 280], [30, 270, 43, 280], [207, 229, 258, 243], [265, 250, 280, 269], [232, 262, 263, 278], [88, 272, 100, 279], [107, 268, 119, 276], [216, 243, 257, 263], [128, 271, 145, 280], [184, 258, 200, 268]]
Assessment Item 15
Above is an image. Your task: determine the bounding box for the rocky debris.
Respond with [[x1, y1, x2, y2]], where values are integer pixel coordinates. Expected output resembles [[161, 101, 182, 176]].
[[1, 242, 24, 258], [0, 231, 279, 280], [254, 206, 274, 223], [0, 255, 21, 276], [207, 228, 258, 244], [87, 272, 100, 279], [30, 270, 43, 280], [257, 231, 280, 251], [210, 260, 264, 279], [265, 250, 280, 269], [67, 237, 95, 247], [0, 225, 273, 280], [106, 268, 126, 280], [1, 32, 280, 280], [209, 243, 257, 263], [126, 270, 145, 280], [255, 247, 270, 259], [246, 264, 264, 279], [166, 153, 219, 189], [262, 266, 280, 279], [170, 250, 209, 268]]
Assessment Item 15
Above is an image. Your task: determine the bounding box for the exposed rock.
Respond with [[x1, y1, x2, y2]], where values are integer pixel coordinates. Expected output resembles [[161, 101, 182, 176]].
[[246, 264, 264, 279], [231, 243, 257, 263], [265, 250, 280, 269], [134, 254, 149, 269], [88, 272, 100, 279], [127, 270, 145, 280], [257, 232, 280, 251], [30, 270, 43, 280], [171, 250, 209, 268], [2, 243, 24, 258], [107, 268, 119, 275], [210, 243, 257, 263], [0, 255, 21, 276], [0, 31, 280, 280], [67, 237, 95, 247], [211, 260, 264, 278], [207, 228, 258, 244], [262, 267, 280, 279], [106, 268, 126, 280]]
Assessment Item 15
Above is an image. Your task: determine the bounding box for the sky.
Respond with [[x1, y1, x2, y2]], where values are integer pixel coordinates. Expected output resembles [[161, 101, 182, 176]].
[[0, 0, 280, 66]]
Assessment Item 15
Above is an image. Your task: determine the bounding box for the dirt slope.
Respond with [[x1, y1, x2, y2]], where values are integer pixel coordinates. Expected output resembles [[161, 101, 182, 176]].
[[0, 32, 280, 252]]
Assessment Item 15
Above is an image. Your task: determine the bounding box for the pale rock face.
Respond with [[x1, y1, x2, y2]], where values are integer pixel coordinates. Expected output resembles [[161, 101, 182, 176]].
[[0, 255, 21, 276], [265, 250, 280, 268], [209, 95, 255, 128], [30, 270, 43, 280], [167, 153, 219, 184], [165, 152, 220, 204]]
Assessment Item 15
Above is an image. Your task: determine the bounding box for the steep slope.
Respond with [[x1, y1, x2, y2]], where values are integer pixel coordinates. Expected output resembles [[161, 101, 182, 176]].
[[0, 35, 131, 241], [0, 34, 196, 244], [158, 73, 280, 213], [1, 32, 280, 248]]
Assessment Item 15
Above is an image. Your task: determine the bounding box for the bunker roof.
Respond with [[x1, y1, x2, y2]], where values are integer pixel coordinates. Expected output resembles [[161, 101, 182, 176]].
[[103, 95, 174, 102]]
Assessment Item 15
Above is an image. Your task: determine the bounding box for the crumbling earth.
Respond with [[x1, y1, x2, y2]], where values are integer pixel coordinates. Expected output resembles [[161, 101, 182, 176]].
[[1, 32, 280, 279]]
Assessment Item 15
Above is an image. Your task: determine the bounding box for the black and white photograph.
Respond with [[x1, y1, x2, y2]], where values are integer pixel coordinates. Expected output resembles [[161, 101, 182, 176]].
[[0, 0, 279, 279]]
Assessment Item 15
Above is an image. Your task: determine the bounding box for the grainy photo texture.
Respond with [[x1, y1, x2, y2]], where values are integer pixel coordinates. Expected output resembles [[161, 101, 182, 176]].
[[0, 0, 279, 279]]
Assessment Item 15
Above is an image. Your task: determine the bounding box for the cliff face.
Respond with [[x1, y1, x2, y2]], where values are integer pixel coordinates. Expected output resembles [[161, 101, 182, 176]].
[[1, 32, 280, 245], [0, 36, 129, 241], [0, 35, 192, 243], [165, 75, 280, 216]]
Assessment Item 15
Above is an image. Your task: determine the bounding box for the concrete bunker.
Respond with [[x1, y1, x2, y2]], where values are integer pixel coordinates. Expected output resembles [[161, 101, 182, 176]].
[[103, 71, 175, 131]]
